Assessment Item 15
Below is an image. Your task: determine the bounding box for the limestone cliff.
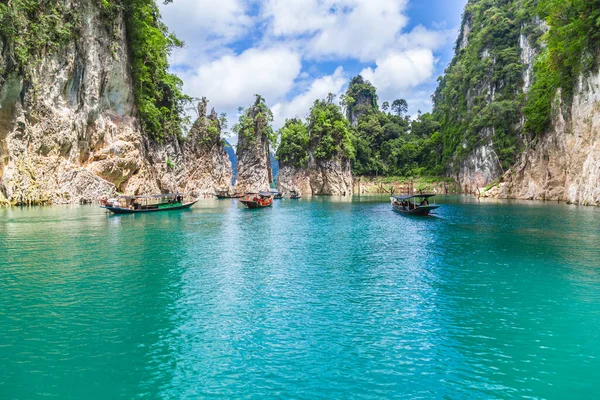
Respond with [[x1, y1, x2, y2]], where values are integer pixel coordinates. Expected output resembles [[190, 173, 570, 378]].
[[435, 1, 546, 194], [182, 100, 233, 196], [0, 0, 160, 205], [0, 1, 230, 205], [488, 75, 600, 205], [277, 164, 311, 196], [234, 96, 273, 193], [308, 154, 353, 196]]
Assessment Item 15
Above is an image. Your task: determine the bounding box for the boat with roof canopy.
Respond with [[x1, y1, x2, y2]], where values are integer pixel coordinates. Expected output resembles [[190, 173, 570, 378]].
[[100, 193, 198, 214], [239, 192, 274, 209], [390, 194, 439, 216]]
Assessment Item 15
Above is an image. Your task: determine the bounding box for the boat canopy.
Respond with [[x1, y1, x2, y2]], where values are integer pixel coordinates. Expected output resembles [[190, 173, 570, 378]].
[[393, 193, 436, 200], [116, 193, 183, 200]]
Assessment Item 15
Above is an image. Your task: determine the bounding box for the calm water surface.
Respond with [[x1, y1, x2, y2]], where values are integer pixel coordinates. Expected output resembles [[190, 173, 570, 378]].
[[1, 196, 600, 399]]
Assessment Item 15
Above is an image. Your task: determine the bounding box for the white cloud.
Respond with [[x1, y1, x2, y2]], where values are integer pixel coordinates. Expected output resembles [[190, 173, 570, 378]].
[[263, 0, 410, 62], [360, 49, 436, 105], [272, 66, 347, 128], [181, 48, 302, 114], [159, 0, 253, 65]]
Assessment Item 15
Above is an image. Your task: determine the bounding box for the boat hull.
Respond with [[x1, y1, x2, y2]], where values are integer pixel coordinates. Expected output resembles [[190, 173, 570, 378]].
[[240, 200, 273, 209], [101, 200, 198, 214], [392, 204, 439, 216]]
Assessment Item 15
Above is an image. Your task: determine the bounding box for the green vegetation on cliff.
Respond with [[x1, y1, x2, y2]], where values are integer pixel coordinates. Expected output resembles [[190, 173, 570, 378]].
[[342, 76, 441, 177], [233, 95, 276, 147], [118, 0, 191, 141], [0, 0, 189, 141], [276, 119, 309, 168], [431, 0, 536, 172], [524, 0, 600, 135], [308, 95, 355, 161], [0, 1, 79, 75]]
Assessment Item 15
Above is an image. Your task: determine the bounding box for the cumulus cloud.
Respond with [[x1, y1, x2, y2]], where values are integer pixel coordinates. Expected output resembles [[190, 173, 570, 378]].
[[158, 0, 462, 126], [272, 66, 348, 128], [263, 0, 410, 62], [360, 49, 435, 105], [159, 0, 253, 64], [180, 48, 302, 114]]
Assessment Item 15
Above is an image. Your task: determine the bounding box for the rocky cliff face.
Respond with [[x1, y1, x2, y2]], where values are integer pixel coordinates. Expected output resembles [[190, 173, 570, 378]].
[[488, 74, 600, 205], [277, 164, 311, 195], [181, 100, 233, 196], [0, 0, 160, 205], [235, 135, 272, 193], [308, 155, 353, 196], [146, 99, 233, 197], [436, 1, 546, 194], [0, 1, 231, 205], [233, 97, 273, 193]]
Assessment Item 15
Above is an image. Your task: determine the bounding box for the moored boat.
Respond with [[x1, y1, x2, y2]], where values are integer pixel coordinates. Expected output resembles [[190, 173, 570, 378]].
[[289, 190, 301, 199], [239, 192, 274, 209], [100, 194, 198, 214], [391, 194, 439, 216]]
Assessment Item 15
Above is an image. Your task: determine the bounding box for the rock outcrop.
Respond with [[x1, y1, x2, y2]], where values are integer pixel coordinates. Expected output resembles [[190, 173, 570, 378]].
[[277, 164, 311, 195], [308, 155, 353, 196], [0, 1, 159, 205], [234, 96, 273, 193], [488, 75, 600, 206], [181, 99, 233, 196], [0, 2, 232, 205]]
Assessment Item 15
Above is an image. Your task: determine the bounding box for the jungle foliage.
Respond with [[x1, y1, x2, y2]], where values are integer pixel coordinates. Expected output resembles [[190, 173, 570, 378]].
[[524, 0, 600, 135], [307, 95, 355, 161], [0, 0, 190, 141], [233, 95, 276, 149], [0, 0, 79, 75], [118, 0, 191, 141], [276, 119, 309, 168]]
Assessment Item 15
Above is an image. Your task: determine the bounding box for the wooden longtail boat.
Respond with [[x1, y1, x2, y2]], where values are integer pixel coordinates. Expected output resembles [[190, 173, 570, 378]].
[[100, 194, 198, 214], [391, 194, 440, 216], [239, 192, 274, 209], [289, 190, 301, 199], [270, 189, 284, 199]]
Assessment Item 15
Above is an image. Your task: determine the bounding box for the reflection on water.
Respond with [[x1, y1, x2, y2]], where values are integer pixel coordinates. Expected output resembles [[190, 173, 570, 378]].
[[1, 197, 600, 398]]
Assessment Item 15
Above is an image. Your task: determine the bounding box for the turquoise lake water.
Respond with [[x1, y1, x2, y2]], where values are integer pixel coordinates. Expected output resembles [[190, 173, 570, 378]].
[[1, 196, 600, 399]]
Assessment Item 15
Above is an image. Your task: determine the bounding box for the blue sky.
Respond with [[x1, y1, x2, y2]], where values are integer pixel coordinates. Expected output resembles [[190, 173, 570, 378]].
[[159, 0, 468, 129]]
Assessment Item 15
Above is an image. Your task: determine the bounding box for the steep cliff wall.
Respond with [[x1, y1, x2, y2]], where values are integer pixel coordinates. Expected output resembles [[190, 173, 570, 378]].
[[308, 155, 353, 196], [0, 0, 161, 205], [307, 98, 354, 196], [234, 96, 273, 193], [434, 1, 544, 193], [181, 100, 233, 196], [488, 74, 600, 205], [438, 0, 600, 205], [0, 1, 230, 205], [277, 164, 311, 195]]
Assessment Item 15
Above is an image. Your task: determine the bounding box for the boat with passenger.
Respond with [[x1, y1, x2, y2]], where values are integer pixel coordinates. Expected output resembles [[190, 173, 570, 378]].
[[391, 194, 439, 216], [239, 192, 274, 209], [100, 193, 198, 214], [289, 190, 301, 199]]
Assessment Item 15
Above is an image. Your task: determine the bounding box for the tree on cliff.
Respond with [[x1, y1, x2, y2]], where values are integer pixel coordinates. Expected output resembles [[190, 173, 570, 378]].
[[308, 95, 355, 161], [342, 75, 379, 125], [276, 119, 309, 168]]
